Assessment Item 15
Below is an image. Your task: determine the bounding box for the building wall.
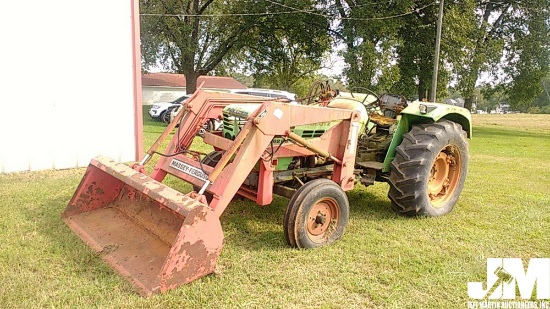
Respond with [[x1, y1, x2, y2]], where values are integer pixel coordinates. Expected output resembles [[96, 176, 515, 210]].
[[0, 1, 139, 173]]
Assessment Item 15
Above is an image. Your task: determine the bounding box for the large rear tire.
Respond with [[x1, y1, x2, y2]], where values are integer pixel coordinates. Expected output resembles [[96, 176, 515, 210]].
[[284, 179, 349, 248], [388, 120, 469, 217]]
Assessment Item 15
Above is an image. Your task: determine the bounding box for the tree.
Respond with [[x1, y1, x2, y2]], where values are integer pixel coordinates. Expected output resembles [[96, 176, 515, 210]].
[[140, 0, 332, 94], [455, 0, 550, 110], [236, 1, 332, 92], [140, 0, 261, 93], [333, 0, 549, 107], [333, 1, 471, 100], [333, 0, 405, 94], [528, 73, 550, 112]]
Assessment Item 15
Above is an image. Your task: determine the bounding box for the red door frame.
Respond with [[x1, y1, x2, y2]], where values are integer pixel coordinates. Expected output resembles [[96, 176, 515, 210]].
[[131, 0, 144, 161]]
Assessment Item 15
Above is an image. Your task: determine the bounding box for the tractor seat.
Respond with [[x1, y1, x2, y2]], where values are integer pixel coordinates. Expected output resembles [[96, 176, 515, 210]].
[[368, 112, 396, 127]]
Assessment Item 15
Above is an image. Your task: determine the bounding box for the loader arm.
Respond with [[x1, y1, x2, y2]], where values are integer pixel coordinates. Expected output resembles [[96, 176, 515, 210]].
[[62, 90, 362, 296], [154, 99, 361, 215]]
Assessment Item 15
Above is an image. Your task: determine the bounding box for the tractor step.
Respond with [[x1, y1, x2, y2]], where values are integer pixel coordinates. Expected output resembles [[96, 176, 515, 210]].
[[356, 161, 385, 170]]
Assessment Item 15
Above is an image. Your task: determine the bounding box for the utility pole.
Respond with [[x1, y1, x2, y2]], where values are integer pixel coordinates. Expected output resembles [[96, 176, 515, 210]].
[[430, 0, 444, 102]]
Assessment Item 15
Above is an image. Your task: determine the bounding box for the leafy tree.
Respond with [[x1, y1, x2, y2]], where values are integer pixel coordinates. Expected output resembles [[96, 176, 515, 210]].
[[333, 0, 549, 108], [333, 1, 472, 100], [456, 0, 550, 110], [244, 1, 332, 92], [140, 0, 255, 93], [140, 0, 332, 93], [333, 0, 405, 94]]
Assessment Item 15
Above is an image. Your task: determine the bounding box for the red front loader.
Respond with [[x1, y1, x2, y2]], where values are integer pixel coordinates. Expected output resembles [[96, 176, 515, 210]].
[[62, 89, 362, 296]]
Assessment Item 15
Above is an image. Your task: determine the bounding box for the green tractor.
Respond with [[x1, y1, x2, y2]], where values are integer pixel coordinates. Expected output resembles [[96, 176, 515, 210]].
[[220, 86, 471, 219]]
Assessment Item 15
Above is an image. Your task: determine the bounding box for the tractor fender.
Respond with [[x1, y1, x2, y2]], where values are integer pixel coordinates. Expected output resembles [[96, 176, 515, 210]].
[[399, 101, 472, 138], [381, 101, 472, 172]]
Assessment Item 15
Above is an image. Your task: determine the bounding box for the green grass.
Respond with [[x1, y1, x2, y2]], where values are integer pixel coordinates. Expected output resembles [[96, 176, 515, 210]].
[[1, 113, 549, 308]]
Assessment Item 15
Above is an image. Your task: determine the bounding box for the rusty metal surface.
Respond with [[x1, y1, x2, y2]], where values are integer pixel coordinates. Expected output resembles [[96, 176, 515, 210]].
[[86, 156, 204, 216], [64, 207, 175, 294], [63, 156, 224, 296], [158, 207, 223, 293]]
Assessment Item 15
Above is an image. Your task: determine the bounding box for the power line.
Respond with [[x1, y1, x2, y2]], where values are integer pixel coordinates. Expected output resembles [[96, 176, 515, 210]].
[[140, 1, 437, 21], [265, 0, 436, 21], [140, 11, 297, 17]]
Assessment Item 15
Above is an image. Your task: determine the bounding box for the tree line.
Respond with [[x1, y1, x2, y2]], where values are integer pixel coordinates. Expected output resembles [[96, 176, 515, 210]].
[[140, 0, 550, 111]]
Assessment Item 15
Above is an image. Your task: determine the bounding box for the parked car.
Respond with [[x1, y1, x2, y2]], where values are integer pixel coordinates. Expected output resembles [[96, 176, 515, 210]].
[[169, 103, 185, 124], [148, 95, 191, 122], [169, 88, 297, 135], [169, 102, 223, 137], [161, 104, 179, 123]]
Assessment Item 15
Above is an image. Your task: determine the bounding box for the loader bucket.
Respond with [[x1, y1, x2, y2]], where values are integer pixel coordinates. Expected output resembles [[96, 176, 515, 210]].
[[62, 155, 224, 296]]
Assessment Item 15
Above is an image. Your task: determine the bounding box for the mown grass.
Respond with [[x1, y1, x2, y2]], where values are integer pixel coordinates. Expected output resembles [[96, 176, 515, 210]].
[[1, 113, 549, 308]]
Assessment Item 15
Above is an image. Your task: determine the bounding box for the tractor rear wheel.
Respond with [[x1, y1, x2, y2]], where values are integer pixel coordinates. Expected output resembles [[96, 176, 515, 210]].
[[388, 120, 468, 217], [284, 179, 349, 248]]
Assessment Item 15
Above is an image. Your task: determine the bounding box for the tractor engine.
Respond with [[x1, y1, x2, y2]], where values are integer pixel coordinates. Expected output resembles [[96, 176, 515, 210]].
[[221, 103, 339, 188], [356, 117, 397, 163], [355, 94, 406, 163]]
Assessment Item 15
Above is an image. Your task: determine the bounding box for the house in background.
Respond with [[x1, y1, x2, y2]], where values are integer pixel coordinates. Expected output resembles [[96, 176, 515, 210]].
[[495, 103, 511, 114], [142, 73, 247, 105]]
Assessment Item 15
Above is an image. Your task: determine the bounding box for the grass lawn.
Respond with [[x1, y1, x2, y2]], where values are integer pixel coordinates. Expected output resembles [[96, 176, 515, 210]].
[[1, 113, 549, 308]]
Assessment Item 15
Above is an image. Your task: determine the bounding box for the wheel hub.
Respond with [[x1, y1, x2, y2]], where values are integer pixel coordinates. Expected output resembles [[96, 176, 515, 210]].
[[428, 145, 461, 207], [315, 213, 327, 225], [307, 199, 339, 237]]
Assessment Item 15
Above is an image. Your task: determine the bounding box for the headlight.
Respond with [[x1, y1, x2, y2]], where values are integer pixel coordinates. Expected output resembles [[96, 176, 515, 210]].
[[419, 104, 428, 114], [151, 105, 160, 109], [419, 104, 436, 114]]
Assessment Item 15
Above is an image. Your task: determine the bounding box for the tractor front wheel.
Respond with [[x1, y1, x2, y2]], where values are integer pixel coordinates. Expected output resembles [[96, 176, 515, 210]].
[[388, 120, 469, 217], [284, 179, 349, 248]]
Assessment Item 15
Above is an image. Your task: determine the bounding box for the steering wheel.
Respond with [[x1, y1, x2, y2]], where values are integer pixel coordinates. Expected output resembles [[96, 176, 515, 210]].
[[305, 80, 333, 105], [349, 87, 380, 107]]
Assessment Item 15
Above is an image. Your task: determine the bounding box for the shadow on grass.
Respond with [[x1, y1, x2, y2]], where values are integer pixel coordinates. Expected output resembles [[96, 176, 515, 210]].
[[346, 189, 397, 219], [217, 186, 398, 251], [21, 194, 134, 292], [30, 180, 399, 270]]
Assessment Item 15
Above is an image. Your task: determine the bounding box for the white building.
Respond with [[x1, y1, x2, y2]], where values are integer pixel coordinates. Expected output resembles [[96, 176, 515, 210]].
[[0, 1, 142, 173], [495, 103, 511, 114]]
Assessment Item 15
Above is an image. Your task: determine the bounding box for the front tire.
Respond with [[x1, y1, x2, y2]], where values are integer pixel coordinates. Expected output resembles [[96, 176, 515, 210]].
[[206, 119, 215, 132], [284, 179, 349, 248], [158, 111, 167, 123], [388, 120, 469, 217]]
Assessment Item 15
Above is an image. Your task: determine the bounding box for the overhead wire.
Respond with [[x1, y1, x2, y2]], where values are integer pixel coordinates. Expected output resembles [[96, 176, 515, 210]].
[[140, 1, 437, 21], [264, 0, 436, 21]]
